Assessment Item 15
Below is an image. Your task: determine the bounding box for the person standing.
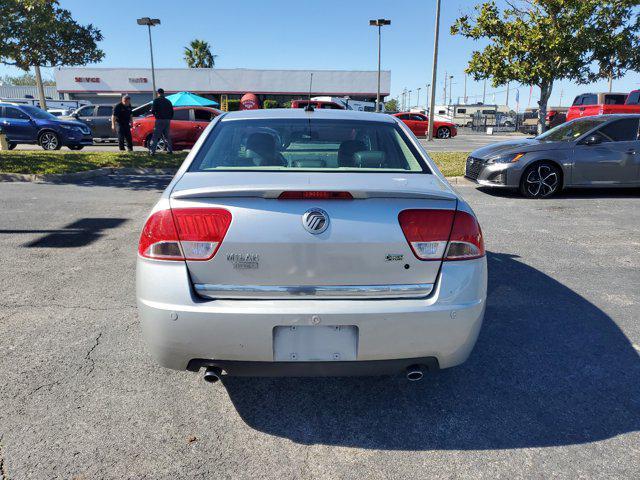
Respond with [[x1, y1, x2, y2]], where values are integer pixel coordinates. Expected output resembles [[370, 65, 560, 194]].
[[149, 88, 174, 155], [111, 94, 133, 151]]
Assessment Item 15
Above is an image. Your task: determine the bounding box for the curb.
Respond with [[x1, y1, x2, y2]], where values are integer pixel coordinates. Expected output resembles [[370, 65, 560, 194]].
[[0, 167, 178, 183], [446, 176, 474, 185]]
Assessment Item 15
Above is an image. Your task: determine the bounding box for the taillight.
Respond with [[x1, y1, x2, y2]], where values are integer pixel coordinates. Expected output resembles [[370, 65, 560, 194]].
[[138, 208, 231, 261], [398, 209, 484, 261], [278, 191, 353, 200], [445, 210, 485, 260]]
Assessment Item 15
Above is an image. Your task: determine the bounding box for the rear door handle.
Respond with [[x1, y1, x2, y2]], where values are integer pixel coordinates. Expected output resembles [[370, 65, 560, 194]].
[[625, 149, 636, 154]]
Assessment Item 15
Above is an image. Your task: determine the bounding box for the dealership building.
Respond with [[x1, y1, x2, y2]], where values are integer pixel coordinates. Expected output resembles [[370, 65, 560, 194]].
[[53, 67, 391, 106]]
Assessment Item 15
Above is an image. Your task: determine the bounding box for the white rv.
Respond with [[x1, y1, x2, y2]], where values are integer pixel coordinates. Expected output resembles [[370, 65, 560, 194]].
[[447, 103, 513, 127]]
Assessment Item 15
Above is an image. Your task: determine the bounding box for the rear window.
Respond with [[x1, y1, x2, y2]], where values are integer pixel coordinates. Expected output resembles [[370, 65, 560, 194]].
[[626, 91, 640, 105], [97, 106, 112, 116], [189, 118, 430, 173], [604, 94, 627, 105]]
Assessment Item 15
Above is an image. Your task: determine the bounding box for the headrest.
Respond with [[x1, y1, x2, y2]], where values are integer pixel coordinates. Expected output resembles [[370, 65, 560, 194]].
[[354, 151, 386, 168]]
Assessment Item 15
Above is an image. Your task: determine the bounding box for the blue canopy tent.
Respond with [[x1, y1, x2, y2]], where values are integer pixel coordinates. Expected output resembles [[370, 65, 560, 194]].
[[165, 91, 219, 107]]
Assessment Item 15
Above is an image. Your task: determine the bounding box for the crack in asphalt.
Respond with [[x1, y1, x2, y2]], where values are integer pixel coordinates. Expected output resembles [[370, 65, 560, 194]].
[[26, 379, 62, 397], [84, 332, 103, 375], [0, 439, 8, 480], [23, 331, 103, 400]]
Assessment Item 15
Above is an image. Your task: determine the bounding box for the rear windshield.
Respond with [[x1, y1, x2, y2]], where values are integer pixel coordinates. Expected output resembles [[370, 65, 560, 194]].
[[604, 94, 627, 105], [626, 91, 640, 105], [189, 118, 430, 173]]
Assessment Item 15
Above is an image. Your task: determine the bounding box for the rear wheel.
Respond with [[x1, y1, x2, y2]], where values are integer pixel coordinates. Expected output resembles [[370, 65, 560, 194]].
[[145, 134, 169, 152], [7, 142, 16, 150], [436, 126, 451, 139], [519, 162, 561, 198], [39, 131, 61, 150]]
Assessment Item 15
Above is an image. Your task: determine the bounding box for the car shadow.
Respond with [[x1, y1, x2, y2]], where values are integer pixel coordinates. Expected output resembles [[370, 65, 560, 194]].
[[222, 252, 640, 450], [0, 218, 127, 248], [477, 186, 640, 199], [54, 174, 174, 192]]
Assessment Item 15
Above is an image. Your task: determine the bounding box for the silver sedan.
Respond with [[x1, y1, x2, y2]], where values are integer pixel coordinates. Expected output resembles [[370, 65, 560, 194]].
[[466, 115, 640, 198], [137, 108, 487, 382]]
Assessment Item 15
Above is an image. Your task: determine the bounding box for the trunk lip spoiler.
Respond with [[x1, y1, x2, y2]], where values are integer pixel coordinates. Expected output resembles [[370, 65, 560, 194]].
[[171, 187, 457, 201]]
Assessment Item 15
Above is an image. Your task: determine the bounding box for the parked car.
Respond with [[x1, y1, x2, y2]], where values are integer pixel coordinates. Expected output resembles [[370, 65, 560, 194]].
[[519, 107, 569, 134], [136, 108, 487, 382], [290, 100, 346, 110], [131, 106, 221, 151], [566, 92, 629, 121], [393, 112, 457, 138], [0, 102, 92, 150], [465, 114, 640, 198], [62, 104, 115, 142], [47, 108, 73, 117]]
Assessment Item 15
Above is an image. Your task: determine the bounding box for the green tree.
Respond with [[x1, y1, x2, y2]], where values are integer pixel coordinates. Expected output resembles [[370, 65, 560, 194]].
[[0, 0, 103, 110], [384, 98, 398, 112], [451, 0, 640, 133], [0, 72, 55, 86], [184, 40, 216, 68]]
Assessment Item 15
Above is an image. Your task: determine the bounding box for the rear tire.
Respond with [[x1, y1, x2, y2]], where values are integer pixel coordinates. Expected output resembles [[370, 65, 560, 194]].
[[519, 162, 561, 198], [145, 134, 169, 152], [436, 126, 451, 139], [7, 142, 16, 150], [39, 131, 61, 150]]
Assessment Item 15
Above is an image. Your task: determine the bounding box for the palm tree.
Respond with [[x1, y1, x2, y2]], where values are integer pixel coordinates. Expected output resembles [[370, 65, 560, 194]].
[[184, 39, 217, 68]]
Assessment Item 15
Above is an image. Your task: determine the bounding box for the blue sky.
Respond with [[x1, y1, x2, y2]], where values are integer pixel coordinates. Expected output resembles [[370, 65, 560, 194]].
[[2, 0, 639, 109]]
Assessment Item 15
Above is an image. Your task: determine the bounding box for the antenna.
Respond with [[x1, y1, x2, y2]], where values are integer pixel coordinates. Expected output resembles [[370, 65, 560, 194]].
[[304, 73, 314, 112]]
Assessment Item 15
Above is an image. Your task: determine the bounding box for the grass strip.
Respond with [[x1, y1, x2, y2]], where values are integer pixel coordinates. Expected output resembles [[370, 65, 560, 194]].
[[0, 150, 469, 177]]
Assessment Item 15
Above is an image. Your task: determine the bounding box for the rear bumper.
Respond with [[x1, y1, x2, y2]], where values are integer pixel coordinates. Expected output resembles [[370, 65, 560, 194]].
[[137, 256, 487, 374], [187, 357, 439, 377]]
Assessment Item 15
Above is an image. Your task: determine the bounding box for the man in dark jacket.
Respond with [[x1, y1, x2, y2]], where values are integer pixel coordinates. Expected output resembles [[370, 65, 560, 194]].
[[111, 94, 133, 151], [149, 88, 174, 155]]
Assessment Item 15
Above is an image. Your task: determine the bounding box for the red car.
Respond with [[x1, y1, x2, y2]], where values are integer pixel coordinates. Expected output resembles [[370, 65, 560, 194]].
[[393, 112, 457, 139], [565, 92, 631, 122], [131, 106, 221, 151]]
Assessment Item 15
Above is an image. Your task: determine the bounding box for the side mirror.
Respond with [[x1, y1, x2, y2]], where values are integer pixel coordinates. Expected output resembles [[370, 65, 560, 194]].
[[583, 134, 602, 146]]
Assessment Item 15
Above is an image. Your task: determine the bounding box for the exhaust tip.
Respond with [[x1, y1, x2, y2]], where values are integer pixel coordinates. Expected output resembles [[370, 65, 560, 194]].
[[406, 365, 424, 382], [203, 366, 222, 383]]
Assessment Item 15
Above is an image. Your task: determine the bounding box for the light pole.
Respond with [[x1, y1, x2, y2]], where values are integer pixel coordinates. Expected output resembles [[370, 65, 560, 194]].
[[428, 0, 442, 141], [426, 83, 431, 109], [482, 78, 487, 104], [416, 87, 421, 109], [408, 90, 412, 109], [370, 18, 391, 112], [137, 17, 161, 99], [448, 75, 454, 105], [463, 74, 467, 104]]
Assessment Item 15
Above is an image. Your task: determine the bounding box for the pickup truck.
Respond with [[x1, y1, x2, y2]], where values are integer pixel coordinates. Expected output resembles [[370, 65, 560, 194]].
[[566, 91, 640, 121]]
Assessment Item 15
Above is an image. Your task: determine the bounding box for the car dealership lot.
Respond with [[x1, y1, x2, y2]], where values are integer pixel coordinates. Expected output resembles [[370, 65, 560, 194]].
[[0, 176, 638, 479], [12, 131, 522, 153]]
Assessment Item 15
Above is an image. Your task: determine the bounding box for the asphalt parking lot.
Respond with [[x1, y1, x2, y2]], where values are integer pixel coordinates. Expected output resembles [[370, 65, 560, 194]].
[[0, 175, 638, 479]]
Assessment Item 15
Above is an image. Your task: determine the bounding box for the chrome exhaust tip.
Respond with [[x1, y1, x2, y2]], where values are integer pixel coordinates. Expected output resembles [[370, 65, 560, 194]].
[[203, 366, 222, 383], [406, 365, 424, 381]]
